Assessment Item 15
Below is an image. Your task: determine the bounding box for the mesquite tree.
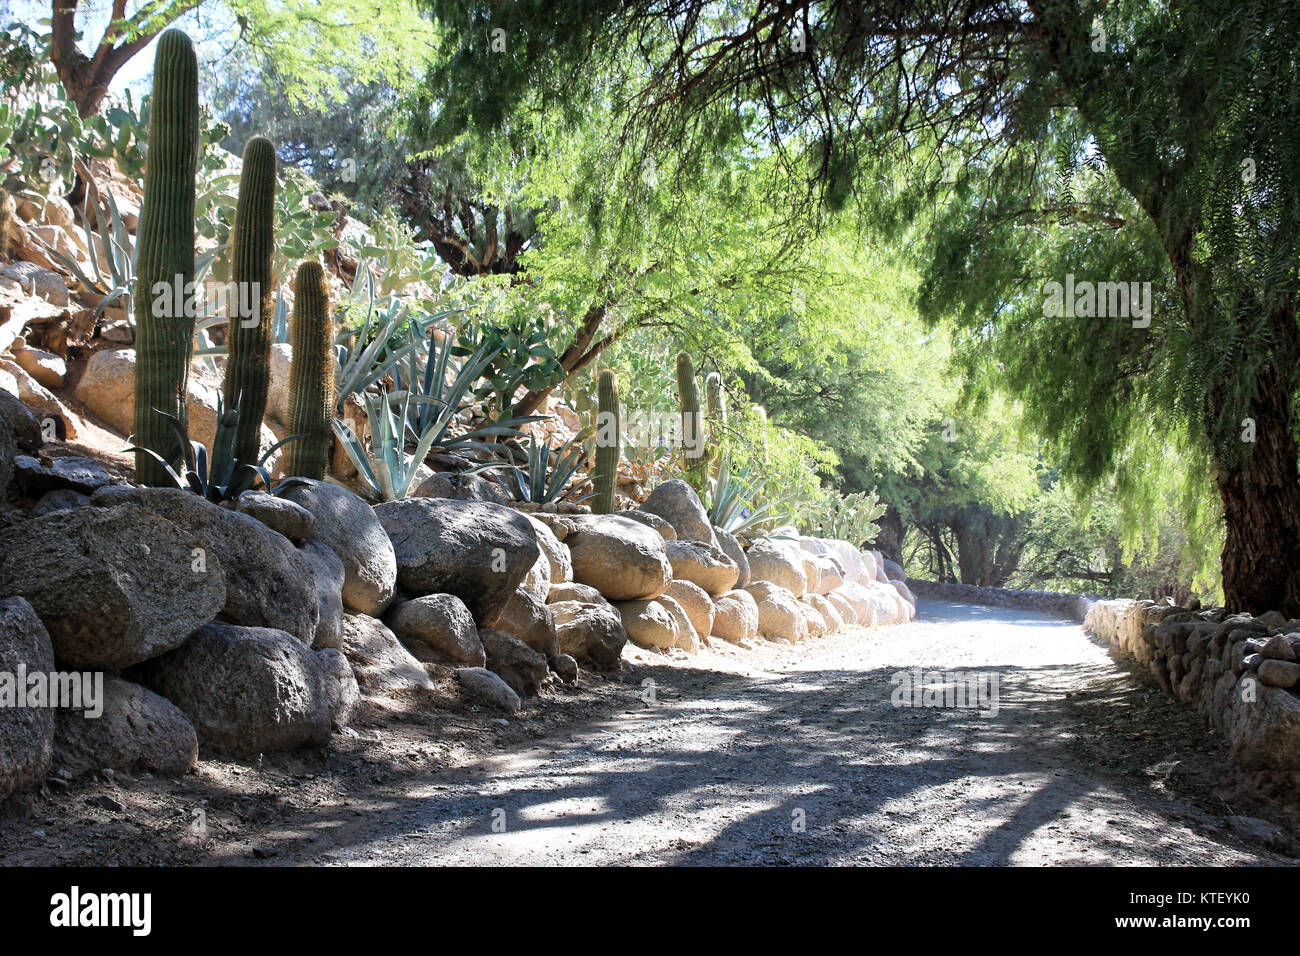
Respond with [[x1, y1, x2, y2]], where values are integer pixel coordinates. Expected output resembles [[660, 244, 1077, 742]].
[[417, 0, 1300, 615]]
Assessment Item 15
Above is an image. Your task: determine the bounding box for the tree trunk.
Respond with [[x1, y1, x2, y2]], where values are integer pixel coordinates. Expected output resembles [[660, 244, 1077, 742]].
[[950, 507, 994, 586], [1216, 369, 1300, 617]]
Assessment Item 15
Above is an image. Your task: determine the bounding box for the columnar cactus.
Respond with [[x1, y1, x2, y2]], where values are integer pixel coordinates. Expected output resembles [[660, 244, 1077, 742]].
[[705, 371, 727, 475], [223, 135, 277, 464], [592, 369, 620, 514], [132, 29, 199, 487], [285, 261, 334, 479], [676, 351, 706, 488]]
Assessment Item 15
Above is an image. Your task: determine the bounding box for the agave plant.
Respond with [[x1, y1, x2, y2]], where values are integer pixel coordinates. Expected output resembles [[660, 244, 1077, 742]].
[[498, 436, 591, 504], [705, 455, 781, 535], [128, 396, 301, 502], [36, 189, 221, 330], [332, 331, 542, 501]]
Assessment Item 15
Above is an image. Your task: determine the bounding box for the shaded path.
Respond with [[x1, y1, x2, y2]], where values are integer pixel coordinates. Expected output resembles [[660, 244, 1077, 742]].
[[309, 601, 1281, 866]]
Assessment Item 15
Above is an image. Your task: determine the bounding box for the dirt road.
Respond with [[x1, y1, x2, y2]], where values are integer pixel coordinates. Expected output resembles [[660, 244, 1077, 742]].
[[305, 601, 1291, 866]]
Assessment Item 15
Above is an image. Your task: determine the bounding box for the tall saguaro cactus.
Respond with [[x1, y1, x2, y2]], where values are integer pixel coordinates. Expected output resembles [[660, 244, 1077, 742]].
[[676, 352, 707, 489], [705, 371, 727, 476], [285, 261, 334, 479], [132, 29, 198, 486], [223, 135, 277, 464], [593, 369, 620, 514]]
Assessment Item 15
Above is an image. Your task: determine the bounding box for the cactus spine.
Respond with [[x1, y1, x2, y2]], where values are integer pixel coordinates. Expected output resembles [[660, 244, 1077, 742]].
[[705, 371, 727, 476], [132, 29, 199, 486], [593, 369, 620, 514], [223, 135, 277, 464], [676, 352, 706, 489], [285, 261, 334, 479]]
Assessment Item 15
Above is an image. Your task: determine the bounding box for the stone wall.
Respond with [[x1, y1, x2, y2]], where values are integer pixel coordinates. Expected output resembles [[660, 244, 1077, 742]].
[[908, 579, 1096, 622], [1084, 599, 1300, 773]]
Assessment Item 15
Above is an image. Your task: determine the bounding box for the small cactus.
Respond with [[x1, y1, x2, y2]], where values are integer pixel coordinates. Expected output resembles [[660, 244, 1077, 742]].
[[285, 261, 334, 479], [132, 29, 199, 486], [676, 352, 706, 489], [223, 135, 277, 465], [592, 369, 620, 514]]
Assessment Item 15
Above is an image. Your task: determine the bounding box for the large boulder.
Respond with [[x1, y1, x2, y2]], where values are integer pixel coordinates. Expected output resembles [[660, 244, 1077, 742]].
[[825, 540, 869, 584], [665, 538, 739, 596], [232, 489, 315, 542], [520, 545, 552, 602], [53, 676, 197, 777], [385, 593, 485, 667], [316, 647, 361, 730], [374, 498, 539, 627], [276, 479, 397, 616], [658, 594, 700, 653], [796, 599, 828, 638], [340, 614, 435, 696], [637, 479, 717, 545], [745, 538, 807, 596], [480, 628, 549, 697], [827, 591, 859, 627], [527, 515, 573, 585], [550, 600, 627, 670], [615, 599, 681, 650], [547, 582, 608, 605], [618, 509, 677, 540], [74, 348, 278, 460], [455, 667, 521, 713], [805, 593, 843, 634], [412, 471, 505, 502], [495, 586, 559, 657], [832, 582, 879, 625], [711, 589, 759, 644], [133, 624, 331, 756], [664, 580, 715, 641], [298, 539, 345, 649], [0, 598, 56, 799], [1225, 679, 1300, 770], [566, 514, 671, 601], [808, 553, 845, 595], [745, 581, 809, 642], [91, 486, 318, 645], [714, 527, 750, 589], [0, 504, 225, 669], [0, 410, 12, 501]]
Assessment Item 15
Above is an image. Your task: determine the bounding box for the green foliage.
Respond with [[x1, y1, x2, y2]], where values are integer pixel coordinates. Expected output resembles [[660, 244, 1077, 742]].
[[131, 29, 199, 487], [804, 490, 887, 547], [452, 309, 564, 418], [285, 260, 334, 480], [223, 135, 277, 465]]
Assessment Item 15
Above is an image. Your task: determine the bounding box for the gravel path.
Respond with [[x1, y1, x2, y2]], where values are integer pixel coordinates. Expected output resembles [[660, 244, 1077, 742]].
[[312, 600, 1283, 866]]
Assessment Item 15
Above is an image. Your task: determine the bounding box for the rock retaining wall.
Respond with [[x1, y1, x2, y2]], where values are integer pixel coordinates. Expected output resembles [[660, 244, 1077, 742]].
[[1083, 599, 1300, 773]]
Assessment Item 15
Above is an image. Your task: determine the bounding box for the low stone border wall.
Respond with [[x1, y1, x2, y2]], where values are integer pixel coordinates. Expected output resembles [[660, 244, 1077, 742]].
[[907, 579, 1096, 622], [1084, 599, 1300, 773]]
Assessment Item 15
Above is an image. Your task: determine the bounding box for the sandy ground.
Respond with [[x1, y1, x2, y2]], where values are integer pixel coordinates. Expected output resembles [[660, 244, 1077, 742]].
[[2, 600, 1296, 866]]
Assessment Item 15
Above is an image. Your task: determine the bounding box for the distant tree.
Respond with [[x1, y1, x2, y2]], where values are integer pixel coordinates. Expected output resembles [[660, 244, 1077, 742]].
[[44, 0, 434, 116]]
